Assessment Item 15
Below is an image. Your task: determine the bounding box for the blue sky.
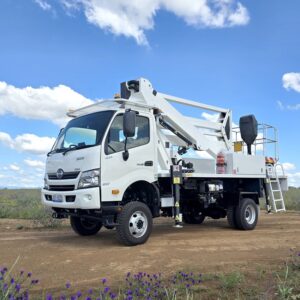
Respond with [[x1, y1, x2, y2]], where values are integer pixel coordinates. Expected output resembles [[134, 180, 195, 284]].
[[0, 0, 300, 187]]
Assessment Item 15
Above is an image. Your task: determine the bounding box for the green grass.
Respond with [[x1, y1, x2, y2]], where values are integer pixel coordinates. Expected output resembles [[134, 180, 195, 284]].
[[0, 189, 62, 227], [0, 189, 42, 219], [283, 187, 300, 211], [219, 271, 244, 290]]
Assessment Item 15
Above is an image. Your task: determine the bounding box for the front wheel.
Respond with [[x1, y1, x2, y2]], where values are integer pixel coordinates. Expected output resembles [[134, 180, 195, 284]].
[[116, 201, 153, 246], [235, 198, 259, 230], [70, 216, 102, 236]]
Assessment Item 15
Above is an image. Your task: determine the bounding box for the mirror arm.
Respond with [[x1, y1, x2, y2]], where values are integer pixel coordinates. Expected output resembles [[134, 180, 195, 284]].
[[122, 138, 129, 161]]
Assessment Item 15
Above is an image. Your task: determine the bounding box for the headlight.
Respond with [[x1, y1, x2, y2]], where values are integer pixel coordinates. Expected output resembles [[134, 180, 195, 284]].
[[44, 175, 49, 190], [78, 169, 100, 189]]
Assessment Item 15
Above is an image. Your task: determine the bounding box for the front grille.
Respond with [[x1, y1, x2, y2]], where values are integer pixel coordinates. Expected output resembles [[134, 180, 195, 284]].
[[49, 185, 75, 191], [44, 194, 76, 202], [48, 172, 80, 180]]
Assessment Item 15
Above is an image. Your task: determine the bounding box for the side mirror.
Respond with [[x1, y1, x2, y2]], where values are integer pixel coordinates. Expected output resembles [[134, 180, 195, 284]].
[[123, 110, 136, 138], [122, 110, 136, 161]]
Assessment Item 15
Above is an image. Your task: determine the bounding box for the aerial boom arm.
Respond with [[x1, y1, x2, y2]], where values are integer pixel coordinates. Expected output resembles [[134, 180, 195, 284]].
[[125, 78, 232, 157]]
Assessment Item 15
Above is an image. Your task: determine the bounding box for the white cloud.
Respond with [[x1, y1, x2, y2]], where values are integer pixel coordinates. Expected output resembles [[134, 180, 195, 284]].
[[282, 162, 296, 171], [277, 100, 284, 110], [201, 112, 219, 122], [48, 0, 250, 45], [0, 132, 55, 155], [286, 172, 300, 188], [8, 164, 21, 172], [285, 103, 300, 110], [0, 81, 93, 127], [34, 0, 52, 11], [24, 159, 45, 169], [276, 100, 300, 111], [282, 72, 300, 93]]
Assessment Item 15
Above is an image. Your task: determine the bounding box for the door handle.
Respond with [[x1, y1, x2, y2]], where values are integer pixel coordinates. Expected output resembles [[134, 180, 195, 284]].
[[144, 161, 153, 166]]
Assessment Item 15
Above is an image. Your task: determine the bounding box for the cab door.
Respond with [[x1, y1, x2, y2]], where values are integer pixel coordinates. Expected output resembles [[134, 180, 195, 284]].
[[100, 112, 156, 203]]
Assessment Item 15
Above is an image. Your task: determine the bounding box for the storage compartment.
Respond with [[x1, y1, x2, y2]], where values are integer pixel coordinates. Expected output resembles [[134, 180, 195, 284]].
[[226, 153, 265, 176], [184, 158, 216, 174]]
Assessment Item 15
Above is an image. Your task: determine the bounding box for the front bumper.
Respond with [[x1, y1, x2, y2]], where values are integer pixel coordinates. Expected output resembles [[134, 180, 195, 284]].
[[41, 187, 101, 209]]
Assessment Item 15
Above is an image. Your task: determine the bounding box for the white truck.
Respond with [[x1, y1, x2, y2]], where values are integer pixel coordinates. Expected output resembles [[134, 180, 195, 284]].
[[42, 78, 288, 246]]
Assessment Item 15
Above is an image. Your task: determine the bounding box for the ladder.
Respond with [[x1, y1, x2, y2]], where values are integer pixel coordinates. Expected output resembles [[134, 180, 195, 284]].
[[265, 163, 286, 212]]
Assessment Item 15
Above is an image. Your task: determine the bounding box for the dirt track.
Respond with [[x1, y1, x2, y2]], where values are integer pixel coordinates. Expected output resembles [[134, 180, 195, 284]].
[[1, 212, 300, 290]]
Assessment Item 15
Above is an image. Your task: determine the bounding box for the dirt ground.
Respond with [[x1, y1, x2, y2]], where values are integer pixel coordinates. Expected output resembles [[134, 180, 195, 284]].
[[0, 212, 300, 291]]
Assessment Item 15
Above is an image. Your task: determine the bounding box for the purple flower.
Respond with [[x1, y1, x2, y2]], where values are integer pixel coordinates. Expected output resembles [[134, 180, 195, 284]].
[[88, 288, 93, 295], [31, 279, 39, 285], [101, 278, 107, 284], [104, 286, 110, 293], [110, 292, 117, 299], [66, 282, 71, 289], [27, 272, 32, 278], [46, 294, 53, 300], [10, 278, 15, 284], [15, 283, 21, 293], [70, 296, 76, 300], [20, 270, 24, 276], [77, 291, 82, 298], [85, 297, 92, 300]]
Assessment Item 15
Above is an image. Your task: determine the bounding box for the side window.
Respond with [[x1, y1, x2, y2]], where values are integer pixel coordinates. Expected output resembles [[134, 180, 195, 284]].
[[106, 115, 150, 154]]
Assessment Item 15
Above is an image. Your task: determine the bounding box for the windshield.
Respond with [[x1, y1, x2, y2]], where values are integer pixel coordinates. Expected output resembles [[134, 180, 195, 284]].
[[51, 111, 114, 152]]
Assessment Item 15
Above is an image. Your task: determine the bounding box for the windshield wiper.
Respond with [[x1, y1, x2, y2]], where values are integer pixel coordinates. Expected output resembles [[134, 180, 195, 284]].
[[47, 149, 59, 157], [62, 144, 93, 155]]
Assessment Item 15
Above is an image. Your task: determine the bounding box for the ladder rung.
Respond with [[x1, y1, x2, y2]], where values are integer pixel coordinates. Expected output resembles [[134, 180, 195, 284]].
[[275, 209, 286, 212], [272, 190, 281, 192], [274, 199, 284, 202]]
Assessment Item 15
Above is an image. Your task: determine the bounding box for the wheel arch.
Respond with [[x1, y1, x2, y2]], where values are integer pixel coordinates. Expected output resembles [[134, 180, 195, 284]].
[[121, 180, 160, 217], [239, 192, 259, 205]]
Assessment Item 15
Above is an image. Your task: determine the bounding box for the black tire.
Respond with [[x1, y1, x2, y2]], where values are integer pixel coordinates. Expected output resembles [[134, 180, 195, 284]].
[[227, 206, 238, 228], [116, 201, 153, 246], [70, 216, 102, 236], [235, 198, 259, 230], [104, 225, 115, 230], [183, 211, 205, 224]]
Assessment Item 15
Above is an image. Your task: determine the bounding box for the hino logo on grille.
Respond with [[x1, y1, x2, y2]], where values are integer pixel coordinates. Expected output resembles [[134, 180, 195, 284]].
[[56, 169, 64, 179]]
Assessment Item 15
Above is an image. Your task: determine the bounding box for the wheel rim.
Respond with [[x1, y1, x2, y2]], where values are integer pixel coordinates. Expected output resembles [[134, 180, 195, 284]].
[[128, 210, 148, 238], [244, 205, 256, 225]]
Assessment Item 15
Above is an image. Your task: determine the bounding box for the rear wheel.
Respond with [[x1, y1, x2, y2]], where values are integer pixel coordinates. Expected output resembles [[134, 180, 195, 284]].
[[227, 206, 238, 228], [70, 216, 102, 236], [235, 198, 258, 230], [116, 201, 153, 246]]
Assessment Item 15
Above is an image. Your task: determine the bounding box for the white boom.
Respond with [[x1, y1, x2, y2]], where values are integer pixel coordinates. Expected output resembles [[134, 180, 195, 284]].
[[124, 78, 232, 158]]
